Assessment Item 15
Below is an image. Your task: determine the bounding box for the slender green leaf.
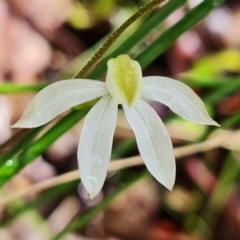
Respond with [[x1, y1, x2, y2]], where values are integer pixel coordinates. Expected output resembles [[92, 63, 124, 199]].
[[136, 0, 225, 68], [0, 83, 47, 93], [0, 127, 43, 165], [0, 108, 90, 186]]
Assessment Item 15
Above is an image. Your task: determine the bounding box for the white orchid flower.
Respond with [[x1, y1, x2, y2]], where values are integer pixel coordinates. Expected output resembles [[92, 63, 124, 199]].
[[12, 55, 219, 199]]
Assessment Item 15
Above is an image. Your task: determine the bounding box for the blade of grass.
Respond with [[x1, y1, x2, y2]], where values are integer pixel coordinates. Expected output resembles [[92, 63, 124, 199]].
[[0, 129, 32, 154], [0, 127, 44, 165], [0, 83, 48, 93], [136, 0, 225, 68], [184, 78, 240, 88], [0, 108, 90, 186]]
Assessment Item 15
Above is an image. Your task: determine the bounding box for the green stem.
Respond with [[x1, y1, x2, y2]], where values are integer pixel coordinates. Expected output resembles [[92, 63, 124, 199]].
[[88, 0, 187, 79], [0, 129, 30, 154], [184, 78, 240, 88], [0, 127, 43, 165], [136, 0, 225, 68], [0, 83, 47, 93], [0, 108, 90, 186], [75, 0, 166, 78]]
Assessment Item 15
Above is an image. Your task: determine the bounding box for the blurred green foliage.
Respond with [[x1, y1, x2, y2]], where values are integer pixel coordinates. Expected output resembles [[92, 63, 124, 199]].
[[3, 1, 240, 239]]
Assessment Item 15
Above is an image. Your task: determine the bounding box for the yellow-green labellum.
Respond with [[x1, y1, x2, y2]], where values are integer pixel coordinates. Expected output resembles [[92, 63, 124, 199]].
[[106, 55, 142, 107]]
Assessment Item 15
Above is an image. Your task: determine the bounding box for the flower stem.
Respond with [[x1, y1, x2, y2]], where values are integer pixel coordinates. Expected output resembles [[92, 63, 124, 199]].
[[74, 0, 166, 79]]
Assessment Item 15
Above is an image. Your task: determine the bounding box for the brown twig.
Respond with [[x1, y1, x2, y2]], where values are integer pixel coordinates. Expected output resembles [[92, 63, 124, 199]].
[[0, 129, 232, 207]]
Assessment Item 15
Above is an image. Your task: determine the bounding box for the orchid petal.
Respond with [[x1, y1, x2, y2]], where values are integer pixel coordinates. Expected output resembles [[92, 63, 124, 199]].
[[123, 100, 175, 190], [142, 77, 219, 126], [78, 94, 118, 199], [12, 80, 108, 128]]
